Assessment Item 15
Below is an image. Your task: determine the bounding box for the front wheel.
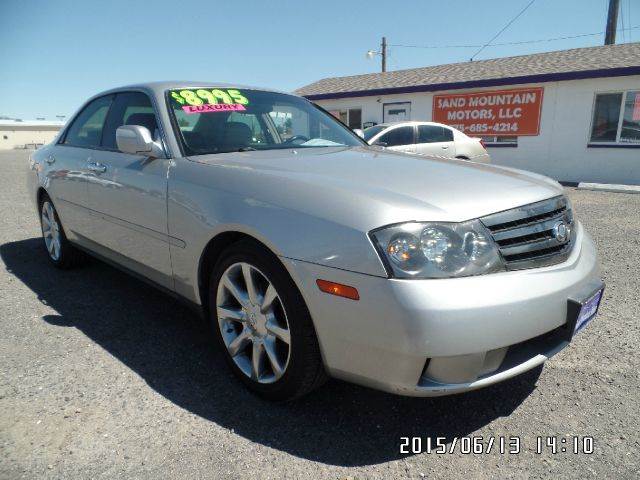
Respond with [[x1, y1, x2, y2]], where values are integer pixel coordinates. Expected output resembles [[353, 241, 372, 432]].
[[209, 240, 326, 400]]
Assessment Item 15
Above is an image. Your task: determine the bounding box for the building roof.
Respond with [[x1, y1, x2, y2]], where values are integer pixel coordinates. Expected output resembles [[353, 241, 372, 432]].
[[295, 42, 640, 100], [0, 119, 65, 128]]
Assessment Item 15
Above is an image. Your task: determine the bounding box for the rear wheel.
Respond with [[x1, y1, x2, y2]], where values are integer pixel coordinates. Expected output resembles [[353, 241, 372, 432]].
[[39, 194, 85, 269], [209, 240, 326, 400]]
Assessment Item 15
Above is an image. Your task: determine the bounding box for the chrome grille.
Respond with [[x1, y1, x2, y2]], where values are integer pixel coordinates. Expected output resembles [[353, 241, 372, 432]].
[[481, 196, 576, 270]]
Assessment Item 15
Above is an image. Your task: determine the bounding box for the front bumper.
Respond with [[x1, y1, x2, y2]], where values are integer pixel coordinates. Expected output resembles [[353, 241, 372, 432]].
[[281, 221, 601, 397]]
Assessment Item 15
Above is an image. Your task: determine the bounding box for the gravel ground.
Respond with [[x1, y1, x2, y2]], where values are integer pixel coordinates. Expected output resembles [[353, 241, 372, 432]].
[[1, 150, 638, 479]]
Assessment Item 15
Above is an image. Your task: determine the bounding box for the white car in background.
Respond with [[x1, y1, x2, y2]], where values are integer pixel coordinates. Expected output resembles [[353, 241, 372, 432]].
[[363, 121, 491, 163]]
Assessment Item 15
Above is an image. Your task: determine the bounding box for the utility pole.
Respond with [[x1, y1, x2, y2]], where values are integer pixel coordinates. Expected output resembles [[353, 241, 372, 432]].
[[604, 0, 619, 45], [366, 37, 388, 72]]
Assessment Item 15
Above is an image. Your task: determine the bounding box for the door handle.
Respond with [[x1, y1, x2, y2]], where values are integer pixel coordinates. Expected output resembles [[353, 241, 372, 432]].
[[87, 161, 107, 173], [441, 145, 449, 149], [46, 155, 55, 165]]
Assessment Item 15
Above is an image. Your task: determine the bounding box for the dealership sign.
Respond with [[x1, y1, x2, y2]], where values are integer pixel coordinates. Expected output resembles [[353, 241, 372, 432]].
[[432, 87, 544, 136]]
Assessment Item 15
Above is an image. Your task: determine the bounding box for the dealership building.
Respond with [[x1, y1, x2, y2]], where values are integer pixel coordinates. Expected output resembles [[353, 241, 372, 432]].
[[296, 42, 640, 185]]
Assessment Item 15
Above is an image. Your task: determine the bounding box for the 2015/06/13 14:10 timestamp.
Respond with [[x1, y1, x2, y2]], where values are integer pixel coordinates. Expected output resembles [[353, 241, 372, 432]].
[[399, 436, 594, 455]]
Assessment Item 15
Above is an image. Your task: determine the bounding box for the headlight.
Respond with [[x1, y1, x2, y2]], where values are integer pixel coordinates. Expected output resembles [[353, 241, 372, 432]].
[[370, 220, 504, 278]]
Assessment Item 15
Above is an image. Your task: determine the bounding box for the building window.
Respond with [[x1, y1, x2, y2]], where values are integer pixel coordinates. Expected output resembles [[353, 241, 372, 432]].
[[589, 91, 640, 145], [480, 135, 518, 146], [329, 108, 362, 129], [383, 102, 411, 122], [347, 108, 362, 130]]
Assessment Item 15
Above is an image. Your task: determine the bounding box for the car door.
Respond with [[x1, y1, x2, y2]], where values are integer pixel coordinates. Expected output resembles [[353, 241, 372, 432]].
[[377, 125, 416, 153], [84, 91, 173, 288], [414, 124, 456, 157], [46, 94, 114, 240]]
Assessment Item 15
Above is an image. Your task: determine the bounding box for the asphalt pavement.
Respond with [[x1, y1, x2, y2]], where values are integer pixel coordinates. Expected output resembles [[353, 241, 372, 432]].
[[1, 150, 638, 479]]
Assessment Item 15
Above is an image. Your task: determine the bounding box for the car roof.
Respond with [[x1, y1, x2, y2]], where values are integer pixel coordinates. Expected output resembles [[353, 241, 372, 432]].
[[371, 121, 453, 129], [92, 81, 293, 98]]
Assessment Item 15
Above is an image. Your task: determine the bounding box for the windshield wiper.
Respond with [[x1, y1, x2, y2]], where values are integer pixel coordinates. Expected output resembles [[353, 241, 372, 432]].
[[237, 146, 257, 152]]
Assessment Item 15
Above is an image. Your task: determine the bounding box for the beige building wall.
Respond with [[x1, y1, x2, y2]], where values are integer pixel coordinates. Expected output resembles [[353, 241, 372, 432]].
[[0, 126, 62, 150], [315, 75, 640, 185]]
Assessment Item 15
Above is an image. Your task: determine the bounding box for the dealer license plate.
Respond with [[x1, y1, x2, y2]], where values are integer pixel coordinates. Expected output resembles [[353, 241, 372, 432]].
[[574, 289, 603, 334]]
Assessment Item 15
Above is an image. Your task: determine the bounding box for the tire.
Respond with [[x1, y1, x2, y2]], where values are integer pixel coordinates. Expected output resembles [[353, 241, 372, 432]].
[[39, 193, 85, 269], [209, 239, 327, 401]]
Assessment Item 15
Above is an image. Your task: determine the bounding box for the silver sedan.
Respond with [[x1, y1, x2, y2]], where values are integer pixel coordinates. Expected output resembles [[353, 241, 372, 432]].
[[27, 82, 603, 400]]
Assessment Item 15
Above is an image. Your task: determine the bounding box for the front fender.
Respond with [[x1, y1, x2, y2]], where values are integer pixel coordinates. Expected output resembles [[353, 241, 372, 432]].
[[167, 158, 387, 304]]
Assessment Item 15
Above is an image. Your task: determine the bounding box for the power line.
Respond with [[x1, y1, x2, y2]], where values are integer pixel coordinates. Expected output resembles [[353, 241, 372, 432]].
[[488, 27, 635, 45], [386, 49, 400, 70], [470, 0, 537, 60], [388, 25, 640, 50], [390, 42, 485, 49]]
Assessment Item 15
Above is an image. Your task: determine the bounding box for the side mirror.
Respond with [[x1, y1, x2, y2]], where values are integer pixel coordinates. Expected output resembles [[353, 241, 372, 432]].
[[372, 140, 387, 147], [353, 128, 364, 138], [116, 125, 164, 158]]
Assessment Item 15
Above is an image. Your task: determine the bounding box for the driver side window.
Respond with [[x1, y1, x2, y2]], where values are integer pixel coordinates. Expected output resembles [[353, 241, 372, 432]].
[[101, 92, 159, 150]]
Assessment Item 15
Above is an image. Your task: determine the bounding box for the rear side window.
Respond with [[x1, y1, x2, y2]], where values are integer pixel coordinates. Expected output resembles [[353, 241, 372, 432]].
[[63, 95, 113, 148], [379, 126, 414, 146], [417, 125, 454, 143], [101, 92, 158, 150]]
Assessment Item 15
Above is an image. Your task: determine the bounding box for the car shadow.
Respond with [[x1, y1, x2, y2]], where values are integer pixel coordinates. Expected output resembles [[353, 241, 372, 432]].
[[1, 238, 541, 467]]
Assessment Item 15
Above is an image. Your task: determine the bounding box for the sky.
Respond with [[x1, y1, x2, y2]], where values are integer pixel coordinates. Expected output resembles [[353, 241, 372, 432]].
[[1, 0, 638, 120]]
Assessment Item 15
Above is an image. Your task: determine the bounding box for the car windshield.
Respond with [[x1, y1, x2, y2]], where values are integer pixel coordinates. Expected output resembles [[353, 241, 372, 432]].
[[167, 87, 364, 156], [363, 125, 386, 142]]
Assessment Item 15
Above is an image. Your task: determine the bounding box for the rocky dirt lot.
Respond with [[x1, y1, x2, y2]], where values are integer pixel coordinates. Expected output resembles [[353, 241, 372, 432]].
[[1, 150, 638, 479]]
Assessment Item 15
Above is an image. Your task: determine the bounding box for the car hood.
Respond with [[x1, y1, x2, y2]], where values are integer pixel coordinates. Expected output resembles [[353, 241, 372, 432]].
[[189, 146, 563, 230]]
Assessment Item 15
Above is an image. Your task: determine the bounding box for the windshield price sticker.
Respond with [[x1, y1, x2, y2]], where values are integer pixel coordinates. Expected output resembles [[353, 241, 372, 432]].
[[170, 88, 250, 108], [432, 87, 544, 136]]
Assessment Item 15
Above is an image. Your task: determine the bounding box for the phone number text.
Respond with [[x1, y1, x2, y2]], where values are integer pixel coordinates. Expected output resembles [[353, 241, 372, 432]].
[[448, 122, 519, 134]]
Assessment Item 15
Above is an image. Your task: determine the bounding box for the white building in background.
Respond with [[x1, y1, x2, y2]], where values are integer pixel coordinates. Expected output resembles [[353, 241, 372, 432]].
[[0, 119, 64, 150], [296, 43, 640, 185]]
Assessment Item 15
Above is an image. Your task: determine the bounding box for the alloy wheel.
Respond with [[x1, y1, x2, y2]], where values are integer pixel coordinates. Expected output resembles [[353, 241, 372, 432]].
[[41, 201, 61, 261], [216, 262, 291, 383]]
